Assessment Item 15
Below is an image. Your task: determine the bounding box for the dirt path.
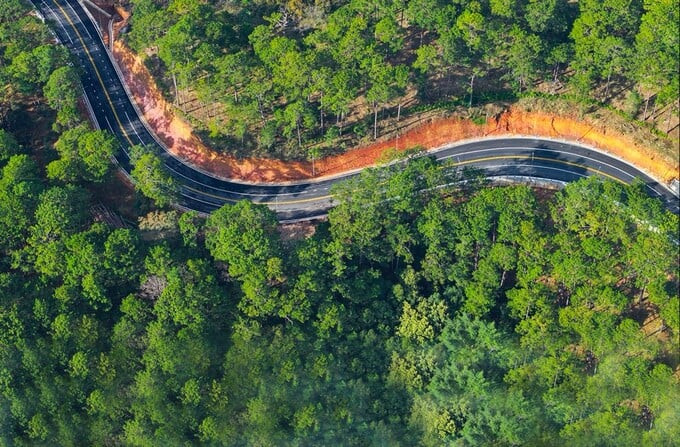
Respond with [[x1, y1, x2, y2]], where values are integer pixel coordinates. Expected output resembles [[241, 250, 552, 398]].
[[110, 39, 679, 184]]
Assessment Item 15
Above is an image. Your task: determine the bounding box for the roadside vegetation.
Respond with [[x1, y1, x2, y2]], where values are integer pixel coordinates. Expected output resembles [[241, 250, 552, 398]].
[[120, 0, 679, 159], [1, 1, 679, 446], [1, 0, 180, 212]]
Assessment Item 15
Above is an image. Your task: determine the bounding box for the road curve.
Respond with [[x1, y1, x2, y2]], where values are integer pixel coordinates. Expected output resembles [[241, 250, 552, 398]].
[[32, 0, 680, 220]]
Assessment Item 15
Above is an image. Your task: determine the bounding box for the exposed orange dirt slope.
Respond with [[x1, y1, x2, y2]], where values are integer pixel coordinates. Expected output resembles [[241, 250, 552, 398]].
[[111, 41, 678, 184]]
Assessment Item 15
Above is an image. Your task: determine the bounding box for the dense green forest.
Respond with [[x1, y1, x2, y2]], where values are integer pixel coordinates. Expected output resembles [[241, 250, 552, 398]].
[[1, 142, 679, 445], [1, 0, 679, 445], [123, 0, 679, 158]]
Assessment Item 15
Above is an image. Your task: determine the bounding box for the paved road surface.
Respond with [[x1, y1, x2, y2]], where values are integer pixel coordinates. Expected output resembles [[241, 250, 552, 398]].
[[32, 0, 680, 220]]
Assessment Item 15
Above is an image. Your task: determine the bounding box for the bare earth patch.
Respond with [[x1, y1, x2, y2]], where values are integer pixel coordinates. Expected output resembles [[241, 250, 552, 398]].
[[278, 221, 320, 243]]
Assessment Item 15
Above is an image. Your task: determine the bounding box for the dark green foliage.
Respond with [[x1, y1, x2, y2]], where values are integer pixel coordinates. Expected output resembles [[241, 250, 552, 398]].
[[0, 0, 75, 123], [44, 65, 82, 130], [178, 210, 202, 248], [0, 129, 21, 162], [1, 149, 678, 444], [634, 0, 679, 107], [0, 154, 43, 255]]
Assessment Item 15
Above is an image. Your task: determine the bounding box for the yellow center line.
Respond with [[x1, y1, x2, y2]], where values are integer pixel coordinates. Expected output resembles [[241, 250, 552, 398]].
[[51, 0, 134, 146], [182, 187, 332, 206], [183, 155, 625, 206], [452, 155, 625, 183]]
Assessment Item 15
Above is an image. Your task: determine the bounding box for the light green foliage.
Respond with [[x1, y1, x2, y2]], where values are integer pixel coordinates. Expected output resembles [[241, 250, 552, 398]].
[[30, 185, 89, 244], [413, 44, 439, 74], [49, 126, 116, 182], [1, 4, 678, 441], [44, 65, 82, 130], [456, 1, 489, 53], [0, 155, 43, 253], [205, 201, 296, 320], [502, 26, 544, 92], [1, 0, 81, 141], [103, 229, 141, 284], [9, 44, 70, 91], [178, 210, 202, 248], [525, 0, 572, 35], [570, 0, 642, 93], [634, 0, 680, 106], [490, 0, 518, 19], [76, 129, 117, 179], [129, 145, 179, 207], [205, 200, 280, 279], [115, 0, 675, 155], [374, 16, 403, 52]]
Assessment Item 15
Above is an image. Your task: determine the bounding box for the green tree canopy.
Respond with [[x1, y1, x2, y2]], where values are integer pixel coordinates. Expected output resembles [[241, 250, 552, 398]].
[[129, 145, 179, 207]]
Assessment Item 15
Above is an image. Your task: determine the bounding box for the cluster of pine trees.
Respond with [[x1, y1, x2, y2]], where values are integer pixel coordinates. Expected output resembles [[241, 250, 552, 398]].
[[125, 0, 679, 157]]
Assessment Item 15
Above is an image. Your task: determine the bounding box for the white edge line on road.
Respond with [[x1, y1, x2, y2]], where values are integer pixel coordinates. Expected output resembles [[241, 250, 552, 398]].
[[41, 0, 679, 213]]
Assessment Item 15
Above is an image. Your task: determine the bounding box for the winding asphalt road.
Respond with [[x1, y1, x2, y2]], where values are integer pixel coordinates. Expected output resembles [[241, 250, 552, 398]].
[[33, 0, 679, 220]]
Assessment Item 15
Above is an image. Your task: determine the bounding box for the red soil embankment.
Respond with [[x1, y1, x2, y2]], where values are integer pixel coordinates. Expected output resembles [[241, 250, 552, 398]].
[[112, 41, 312, 181], [494, 110, 678, 183], [111, 41, 678, 184]]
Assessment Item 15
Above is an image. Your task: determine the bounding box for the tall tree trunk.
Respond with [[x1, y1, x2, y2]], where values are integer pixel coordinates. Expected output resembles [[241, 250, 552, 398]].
[[552, 64, 562, 93], [373, 101, 378, 139], [320, 95, 324, 131], [604, 70, 612, 99], [665, 104, 674, 132], [172, 70, 179, 106], [639, 283, 647, 302], [257, 96, 264, 121], [296, 118, 302, 148], [397, 103, 401, 122], [643, 94, 650, 120], [469, 73, 475, 108]]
